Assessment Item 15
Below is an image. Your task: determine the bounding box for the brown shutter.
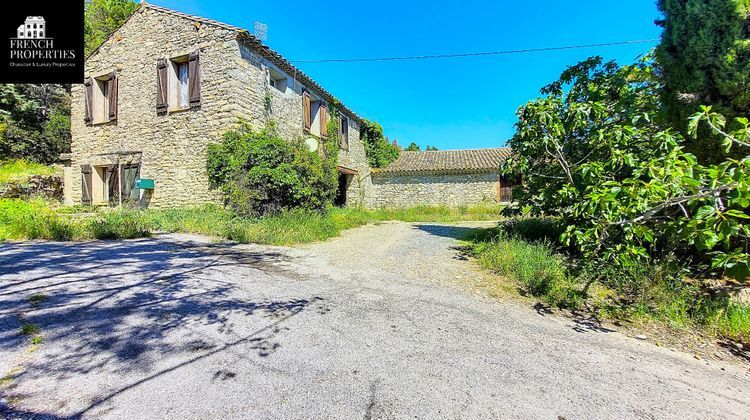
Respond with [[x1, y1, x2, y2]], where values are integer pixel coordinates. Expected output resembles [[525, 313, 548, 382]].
[[108, 71, 118, 121], [339, 115, 349, 150], [303, 91, 311, 132], [188, 50, 201, 108], [107, 165, 119, 206], [156, 58, 168, 114], [320, 104, 328, 138], [81, 165, 92, 205], [84, 78, 93, 124]]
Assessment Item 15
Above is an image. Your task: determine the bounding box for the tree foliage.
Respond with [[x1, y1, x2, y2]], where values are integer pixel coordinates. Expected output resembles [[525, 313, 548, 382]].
[[405, 142, 420, 151], [0, 84, 71, 163], [84, 0, 139, 55], [361, 119, 401, 168], [656, 0, 750, 161], [503, 57, 750, 282], [207, 123, 337, 216]]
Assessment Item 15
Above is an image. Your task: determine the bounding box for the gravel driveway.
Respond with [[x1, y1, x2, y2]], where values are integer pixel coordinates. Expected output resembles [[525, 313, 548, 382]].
[[0, 221, 748, 419]]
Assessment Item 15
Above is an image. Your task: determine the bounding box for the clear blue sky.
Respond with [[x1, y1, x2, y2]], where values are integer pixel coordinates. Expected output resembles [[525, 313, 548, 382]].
[[150, 0, 662, 150]]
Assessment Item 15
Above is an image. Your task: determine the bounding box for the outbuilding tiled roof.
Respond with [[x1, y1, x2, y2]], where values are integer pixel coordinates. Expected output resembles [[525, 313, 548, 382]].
[[378, 147, 511, 174]]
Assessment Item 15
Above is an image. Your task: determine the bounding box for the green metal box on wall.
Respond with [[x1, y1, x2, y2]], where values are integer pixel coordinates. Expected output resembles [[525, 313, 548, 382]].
[[135, 178, 155, 190]]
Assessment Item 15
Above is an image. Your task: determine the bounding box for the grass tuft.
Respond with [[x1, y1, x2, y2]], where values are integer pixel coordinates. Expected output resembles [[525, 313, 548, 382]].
[[20, 323, 40, 336], [28, 293, 48, 306]]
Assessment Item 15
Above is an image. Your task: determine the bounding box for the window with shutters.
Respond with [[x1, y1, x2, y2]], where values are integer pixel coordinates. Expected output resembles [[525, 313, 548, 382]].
[[160, 50, 201, 113], [88, 72, 118, 125], [303, 91, 325, 137]]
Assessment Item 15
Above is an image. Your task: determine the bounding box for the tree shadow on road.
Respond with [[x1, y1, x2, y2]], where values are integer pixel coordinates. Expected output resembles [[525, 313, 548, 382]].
[[0, 236, 327, 418], [412, 224, 485, 241]]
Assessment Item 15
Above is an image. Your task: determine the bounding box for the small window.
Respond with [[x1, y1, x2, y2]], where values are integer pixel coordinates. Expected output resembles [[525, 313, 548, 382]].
[[268, 67, 287, 92], [309, 98, 322, 136], [177, 62, 189, 109], [169, 56, 190, 111]]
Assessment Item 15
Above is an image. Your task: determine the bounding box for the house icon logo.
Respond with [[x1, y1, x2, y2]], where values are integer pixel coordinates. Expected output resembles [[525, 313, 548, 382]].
[[16, 16, 47, 39]]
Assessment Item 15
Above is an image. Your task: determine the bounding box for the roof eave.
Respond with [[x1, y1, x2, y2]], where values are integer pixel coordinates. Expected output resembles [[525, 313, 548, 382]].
[[374, 168, 501, 176]]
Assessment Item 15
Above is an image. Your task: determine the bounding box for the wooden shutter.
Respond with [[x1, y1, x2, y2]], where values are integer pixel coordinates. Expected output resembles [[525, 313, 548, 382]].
[[108, 71, 118, 122], [303, 91, 311, 132], [84, 78, 93, 124], [156, 58, 168, 113], [107, 165, 119, 206], [320, 104, 328, 138], [188, 50, 201, 108], [339, 115, 349, 150], [81, 165, 92, 205], [121, 164, 141, 204]]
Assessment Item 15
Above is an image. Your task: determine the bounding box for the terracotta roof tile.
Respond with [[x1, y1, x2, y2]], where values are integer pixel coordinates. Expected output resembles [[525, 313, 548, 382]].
[[378, 147, 511, 174]]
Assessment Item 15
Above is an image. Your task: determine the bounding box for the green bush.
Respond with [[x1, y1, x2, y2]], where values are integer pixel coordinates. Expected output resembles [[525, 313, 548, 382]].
[[360, 119, 401, 168], [207, 123, 337, 216], [89, 210, 150, 240]]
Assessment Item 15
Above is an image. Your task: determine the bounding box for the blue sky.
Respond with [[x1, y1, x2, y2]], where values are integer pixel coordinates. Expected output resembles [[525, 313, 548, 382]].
[[150, 0, 662, 150]]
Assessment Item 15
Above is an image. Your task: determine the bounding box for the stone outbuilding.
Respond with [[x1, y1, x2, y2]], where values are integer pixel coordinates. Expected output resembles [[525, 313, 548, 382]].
[[368, 148, 513, 207], [66, 3, 370, 209]]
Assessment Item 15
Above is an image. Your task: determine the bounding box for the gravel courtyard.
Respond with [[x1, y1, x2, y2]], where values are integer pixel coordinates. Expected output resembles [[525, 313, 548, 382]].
[[0, 221, 748, 419]]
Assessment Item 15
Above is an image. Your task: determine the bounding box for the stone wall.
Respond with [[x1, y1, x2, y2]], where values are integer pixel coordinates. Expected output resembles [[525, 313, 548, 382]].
[[0, 175, 63, 201], [368, 171, 507, 208], [68, 6, 370, 209]]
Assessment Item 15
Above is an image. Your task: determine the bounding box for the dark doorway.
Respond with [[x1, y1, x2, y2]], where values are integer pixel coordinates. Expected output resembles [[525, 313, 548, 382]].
[[334, 173, 351, 206]]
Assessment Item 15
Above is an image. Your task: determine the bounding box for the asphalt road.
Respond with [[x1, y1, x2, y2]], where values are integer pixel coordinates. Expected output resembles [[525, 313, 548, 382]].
[[0, 222, 748, 419]]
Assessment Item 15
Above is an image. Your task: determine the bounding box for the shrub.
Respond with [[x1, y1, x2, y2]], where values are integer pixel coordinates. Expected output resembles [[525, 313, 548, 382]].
[[503, 55, 750, 283], [360, 119, 401, 168], [88, 209, 150, 240], [207, 123, 337, 216]]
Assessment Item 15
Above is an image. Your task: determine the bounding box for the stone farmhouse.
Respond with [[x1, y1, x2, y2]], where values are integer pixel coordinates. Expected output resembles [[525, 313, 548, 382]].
[[65, 3, 370, 209], [64, 3, 511, 209]]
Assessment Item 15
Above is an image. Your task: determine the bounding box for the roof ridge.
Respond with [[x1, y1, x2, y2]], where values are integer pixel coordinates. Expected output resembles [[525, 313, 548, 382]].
[[143, 3, 244, 32], [401, 146, 510, 153]]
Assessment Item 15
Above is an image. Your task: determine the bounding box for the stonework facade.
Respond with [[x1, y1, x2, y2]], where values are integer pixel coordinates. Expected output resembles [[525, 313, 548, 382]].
[[66, 4, 369, 209], [368, 172, 509, 208]]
